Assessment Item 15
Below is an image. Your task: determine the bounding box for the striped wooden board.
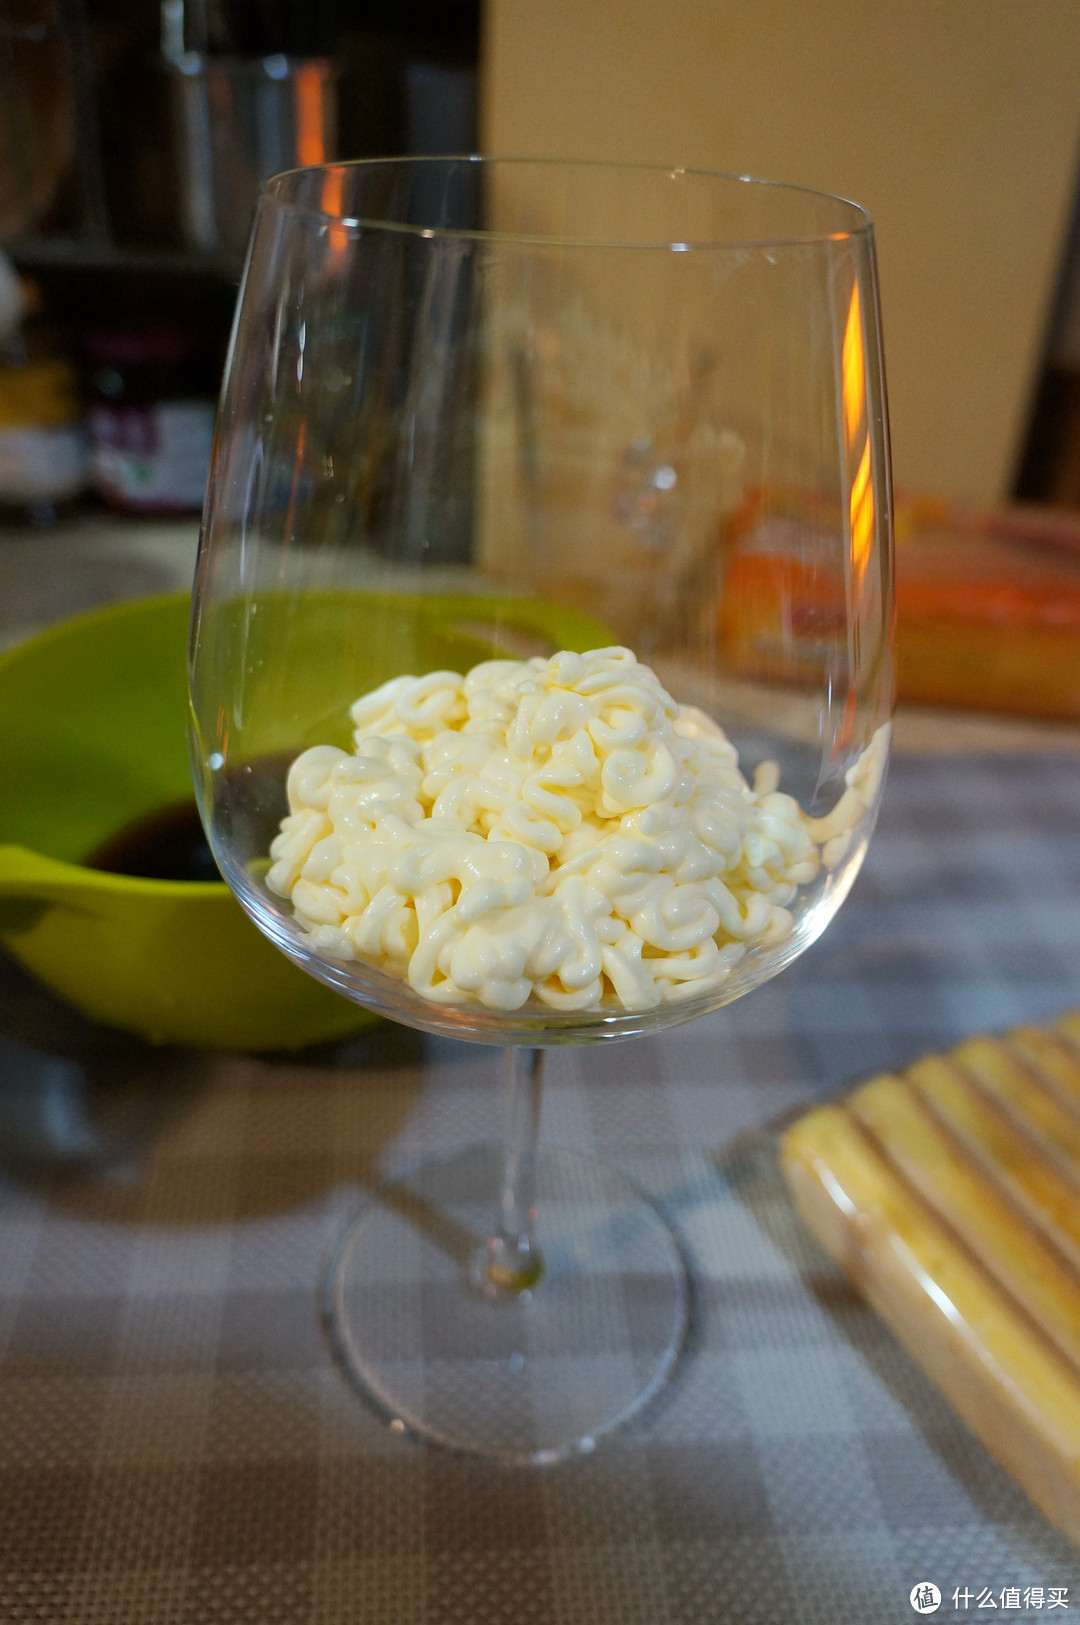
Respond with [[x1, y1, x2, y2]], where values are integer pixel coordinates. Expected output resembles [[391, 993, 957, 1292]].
[[781, 1012, 1080, 1548]]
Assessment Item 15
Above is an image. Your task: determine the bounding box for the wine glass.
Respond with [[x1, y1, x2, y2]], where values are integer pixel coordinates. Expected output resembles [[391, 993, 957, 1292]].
[[189, 157, 892, 1463]]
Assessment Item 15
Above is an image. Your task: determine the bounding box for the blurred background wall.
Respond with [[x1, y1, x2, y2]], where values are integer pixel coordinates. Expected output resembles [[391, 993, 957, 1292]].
[[482, 0, 1080, 506], [4, 0, 1080, 523]]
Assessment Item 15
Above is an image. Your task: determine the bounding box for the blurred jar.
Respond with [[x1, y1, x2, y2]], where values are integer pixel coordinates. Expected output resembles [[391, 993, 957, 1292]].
[[167, 53, 337, 263], [0, 266, 88, 524], [85, 326, 216, 515]]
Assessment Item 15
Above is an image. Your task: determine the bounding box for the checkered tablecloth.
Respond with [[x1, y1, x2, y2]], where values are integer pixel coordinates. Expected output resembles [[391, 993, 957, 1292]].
[[2, 753, 1079, 1624]]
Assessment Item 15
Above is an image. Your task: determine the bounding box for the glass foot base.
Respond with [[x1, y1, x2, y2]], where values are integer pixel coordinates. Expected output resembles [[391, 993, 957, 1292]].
[[325, 1144, 689, 1464]]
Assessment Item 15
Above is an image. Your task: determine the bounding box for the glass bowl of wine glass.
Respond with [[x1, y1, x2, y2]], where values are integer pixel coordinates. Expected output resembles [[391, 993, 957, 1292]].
[[189, 156, 892, 1464]]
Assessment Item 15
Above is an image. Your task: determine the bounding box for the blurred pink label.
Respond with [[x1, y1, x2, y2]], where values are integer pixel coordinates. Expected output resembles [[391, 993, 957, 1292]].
[[89, 400, 214, 513]]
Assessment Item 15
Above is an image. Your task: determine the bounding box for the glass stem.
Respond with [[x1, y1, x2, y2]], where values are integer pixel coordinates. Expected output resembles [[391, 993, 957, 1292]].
[[480, 1046, 545, 1294]]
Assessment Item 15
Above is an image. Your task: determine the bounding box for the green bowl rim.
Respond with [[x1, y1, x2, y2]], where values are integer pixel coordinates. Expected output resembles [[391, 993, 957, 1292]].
[[0, 591, 226, 897], [0, 588, 194, 680]]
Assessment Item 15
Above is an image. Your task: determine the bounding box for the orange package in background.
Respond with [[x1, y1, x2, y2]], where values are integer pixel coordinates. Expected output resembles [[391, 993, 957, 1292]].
[[715, 486, 849, 685], [718, 490, 1080, 720]]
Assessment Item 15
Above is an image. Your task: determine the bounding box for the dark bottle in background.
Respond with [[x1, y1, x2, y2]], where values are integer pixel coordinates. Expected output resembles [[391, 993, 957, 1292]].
[[83, 324, 218, 515]]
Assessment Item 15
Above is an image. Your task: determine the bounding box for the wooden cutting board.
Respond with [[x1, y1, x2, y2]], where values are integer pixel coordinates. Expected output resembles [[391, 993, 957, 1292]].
[[781, 1012, 1080, 1547]]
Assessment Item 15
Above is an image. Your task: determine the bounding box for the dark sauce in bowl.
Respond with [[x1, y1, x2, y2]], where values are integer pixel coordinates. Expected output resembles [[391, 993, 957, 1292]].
[[86, 800, 221, 884]]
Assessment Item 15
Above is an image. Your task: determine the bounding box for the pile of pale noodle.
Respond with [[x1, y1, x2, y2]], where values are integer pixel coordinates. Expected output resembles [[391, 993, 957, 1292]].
[[266, 646, 873, 1013]]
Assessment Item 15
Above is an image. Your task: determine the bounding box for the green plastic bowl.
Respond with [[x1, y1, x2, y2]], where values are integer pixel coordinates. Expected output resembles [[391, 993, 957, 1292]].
[[0, 590, 609, 1049]]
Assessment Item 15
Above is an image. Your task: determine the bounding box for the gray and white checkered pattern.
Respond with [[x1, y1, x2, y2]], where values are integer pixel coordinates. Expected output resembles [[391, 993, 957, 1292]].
[[1, 753, 1079, 1623]]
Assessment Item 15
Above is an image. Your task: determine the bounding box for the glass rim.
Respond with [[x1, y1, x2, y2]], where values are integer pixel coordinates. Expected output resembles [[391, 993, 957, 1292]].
[[260, 153, 875, 250]]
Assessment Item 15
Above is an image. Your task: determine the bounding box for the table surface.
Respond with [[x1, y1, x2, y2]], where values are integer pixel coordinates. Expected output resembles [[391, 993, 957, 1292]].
[[2, 522, 1080, 1624]]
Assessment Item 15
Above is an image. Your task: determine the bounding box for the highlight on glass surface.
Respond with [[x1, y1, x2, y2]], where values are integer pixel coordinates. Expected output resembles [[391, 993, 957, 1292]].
[[188, 157, 893, 1462]]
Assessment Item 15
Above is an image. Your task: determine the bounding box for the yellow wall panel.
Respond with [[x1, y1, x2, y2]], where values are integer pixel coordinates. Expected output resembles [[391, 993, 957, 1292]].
[[481, 0, 1080, 501]]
